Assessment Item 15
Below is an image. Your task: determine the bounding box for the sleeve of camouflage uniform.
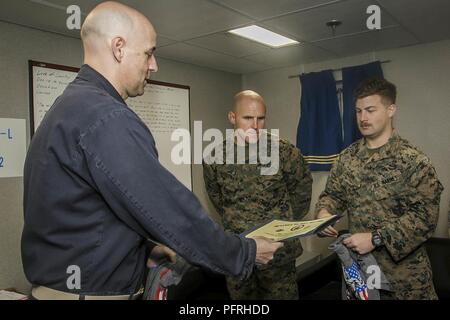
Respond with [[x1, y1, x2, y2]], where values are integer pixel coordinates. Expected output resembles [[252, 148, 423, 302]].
[[377, 159, 443, 262], [283, 145, 313, 220], [202, 163, 225, 216], [315, 155, 348, 216]]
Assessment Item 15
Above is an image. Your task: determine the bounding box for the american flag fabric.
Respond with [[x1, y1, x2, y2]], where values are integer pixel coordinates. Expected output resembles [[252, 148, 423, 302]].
[[342, 261, 369, 300]]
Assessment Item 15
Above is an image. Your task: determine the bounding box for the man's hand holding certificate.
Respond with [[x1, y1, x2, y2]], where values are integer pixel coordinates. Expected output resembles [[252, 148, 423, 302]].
[[244, 215, 341, 241]]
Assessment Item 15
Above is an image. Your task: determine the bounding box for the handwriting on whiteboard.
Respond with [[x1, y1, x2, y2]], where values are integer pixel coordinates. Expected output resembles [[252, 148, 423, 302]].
[[33, 67, 77, 130]]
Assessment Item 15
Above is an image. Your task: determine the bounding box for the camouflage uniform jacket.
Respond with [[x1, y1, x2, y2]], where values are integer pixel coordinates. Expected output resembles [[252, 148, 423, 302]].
[[316, 133, 444, 299], [203, 138, 313, 266]]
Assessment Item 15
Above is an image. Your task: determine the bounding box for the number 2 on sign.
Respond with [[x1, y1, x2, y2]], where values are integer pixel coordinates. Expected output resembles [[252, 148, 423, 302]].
[[0, 156, 4, 168]]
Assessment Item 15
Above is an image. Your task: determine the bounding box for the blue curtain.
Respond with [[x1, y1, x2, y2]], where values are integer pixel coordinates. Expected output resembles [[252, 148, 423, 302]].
[[296, 70, 343, 172], [342, 61, 384, 148]]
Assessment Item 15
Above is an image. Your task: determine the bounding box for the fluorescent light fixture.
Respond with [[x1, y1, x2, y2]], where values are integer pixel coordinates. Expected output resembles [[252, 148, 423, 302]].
[[228, 25, 299, 48]]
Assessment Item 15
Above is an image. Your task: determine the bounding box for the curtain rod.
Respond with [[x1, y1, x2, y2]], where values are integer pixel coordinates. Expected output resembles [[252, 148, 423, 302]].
[[288, 60, 392, 79]]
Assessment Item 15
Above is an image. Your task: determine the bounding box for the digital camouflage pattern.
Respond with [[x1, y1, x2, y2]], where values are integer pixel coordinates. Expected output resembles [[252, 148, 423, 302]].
[[316, 133, 444, 300], [203, 137, 312, 299], [225, 261, 298, 300]]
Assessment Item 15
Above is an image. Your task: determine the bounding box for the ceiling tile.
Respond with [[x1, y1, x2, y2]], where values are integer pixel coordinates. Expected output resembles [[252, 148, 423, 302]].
[[0, 0, 82, 38], [0, 0, 447, 74], [156, 36, 177, 48], [263, 0, 398, 42], [314, 26, 419, 57], [377, 0, 450, 43], [128, 0, 253, 41], [224, 58, 273, 74], [186, 32, 270, 58], [213, 0, 338, 20], [37, 0, 100, 14], [156, 42, 270, 74], [244, 43, 337, 68]]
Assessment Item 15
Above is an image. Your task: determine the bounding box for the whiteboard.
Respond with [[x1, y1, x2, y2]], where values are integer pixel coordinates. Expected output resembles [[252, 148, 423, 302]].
[[128, 82, 192, 190], [29, 61, 192, 190]]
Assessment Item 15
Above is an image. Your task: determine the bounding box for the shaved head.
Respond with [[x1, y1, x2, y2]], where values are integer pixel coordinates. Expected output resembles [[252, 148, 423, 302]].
[[233, 90, 266, 113], [81, 1, 154, 55], [80, 1, 158, 100], [81, 4, 133, 46]]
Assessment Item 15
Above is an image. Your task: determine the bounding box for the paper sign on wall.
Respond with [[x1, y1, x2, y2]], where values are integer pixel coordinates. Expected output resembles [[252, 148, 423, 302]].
[[0, 119, 26, 178]]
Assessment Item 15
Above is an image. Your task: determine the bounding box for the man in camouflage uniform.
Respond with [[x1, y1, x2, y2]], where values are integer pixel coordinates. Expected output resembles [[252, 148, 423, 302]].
[[203, 90, 312, 300], [317, 78, 443, 300]]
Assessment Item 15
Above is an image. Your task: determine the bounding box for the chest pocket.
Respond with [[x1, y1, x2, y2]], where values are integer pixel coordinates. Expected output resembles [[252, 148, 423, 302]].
[[257, 170, 285, 193], [218, 165, 285, 195], [373, 176, 408, 200], [373, 178, 410, 217], [341, 171, 362, 198]]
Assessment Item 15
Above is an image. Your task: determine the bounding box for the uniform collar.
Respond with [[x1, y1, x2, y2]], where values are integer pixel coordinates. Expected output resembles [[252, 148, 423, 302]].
[[356, 131, 401, 162], [77, 64, 126, 105]]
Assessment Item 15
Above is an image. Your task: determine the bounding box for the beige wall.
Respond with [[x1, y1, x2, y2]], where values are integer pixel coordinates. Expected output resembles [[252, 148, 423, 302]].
[[242, 40, 450, 255], [0, 21, 83, 294], [0, 21, 240, 293]]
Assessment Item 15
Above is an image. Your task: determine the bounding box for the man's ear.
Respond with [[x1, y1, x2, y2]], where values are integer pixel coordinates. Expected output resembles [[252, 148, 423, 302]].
[[228, 111, 236, 125], [388, 104, 397, 118], [111, 36, 126, 63]]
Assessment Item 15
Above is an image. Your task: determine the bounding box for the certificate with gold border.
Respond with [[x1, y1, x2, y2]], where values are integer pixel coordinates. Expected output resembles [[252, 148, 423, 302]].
[[244, 215, 340, 241]]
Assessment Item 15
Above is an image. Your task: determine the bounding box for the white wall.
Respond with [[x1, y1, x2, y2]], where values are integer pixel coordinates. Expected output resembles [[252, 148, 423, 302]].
[[0, 21, 240, 293], [243, 40, 450, 255]]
